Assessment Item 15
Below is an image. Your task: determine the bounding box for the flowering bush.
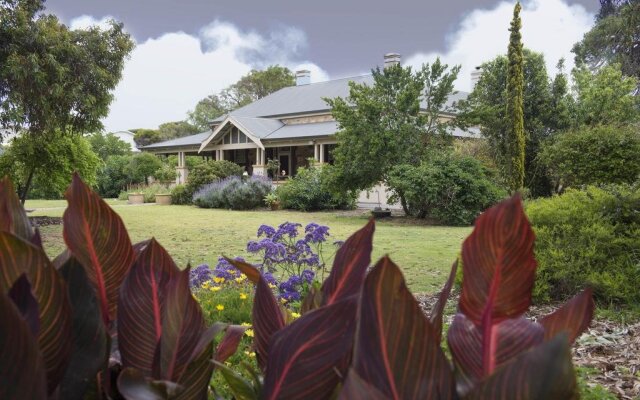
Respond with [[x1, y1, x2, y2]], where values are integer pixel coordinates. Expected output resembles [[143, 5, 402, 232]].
[[190, 222, 340, 305], [193, 175, 272, 210]]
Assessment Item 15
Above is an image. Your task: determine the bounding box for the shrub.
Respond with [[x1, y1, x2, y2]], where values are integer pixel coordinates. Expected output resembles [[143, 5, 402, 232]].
[[0, 175, 596, 399], [97, 154, 137, 198], [276, 165, 356, 211], [186, 160, 244, 197], [124, 152, 163, 185], [153, 163, 177, 183], [193, 175, 272, 210], [540, 124, 640, 189], [138, 183, 170, 203], [170, 184, 191, 205], [387, 152, 507, 225], [526, 184, 640, 305]]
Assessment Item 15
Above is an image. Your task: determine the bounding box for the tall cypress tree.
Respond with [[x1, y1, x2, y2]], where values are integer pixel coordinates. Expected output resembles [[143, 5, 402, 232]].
[[506, 2, 525, 193]]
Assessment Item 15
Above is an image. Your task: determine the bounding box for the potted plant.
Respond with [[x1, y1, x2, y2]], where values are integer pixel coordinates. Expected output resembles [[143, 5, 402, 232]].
[[264, 192, 280, 210], [154, 192, 172, 205], [127, 192, 144, 204]]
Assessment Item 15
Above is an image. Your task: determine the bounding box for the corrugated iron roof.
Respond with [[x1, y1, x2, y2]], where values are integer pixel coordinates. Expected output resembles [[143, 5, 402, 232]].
[[140, 131, 211, 149], [212, 74, 468, 122]]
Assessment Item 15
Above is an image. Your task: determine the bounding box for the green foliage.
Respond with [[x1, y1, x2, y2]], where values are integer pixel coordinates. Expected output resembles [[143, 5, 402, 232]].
[[124, 152, 163, 185], [170, 184, 191, 205], [276, 165, 356, 211], [188, 65, 295, 130], [153, 163, 177, 183], [572, 64, 639, 127], [132, 129, 162, 147], [506, 2, 525, 193], [193, 176, 272, 210], [157, 120, 199, 141], [96, 154, 136, 198], [0, 133, 100, 200], [327, 59, 460, 208], [167, 154, 205, 170], [526, 184, 640, 305], [185, 159, 244, 196], [577, 367, 618, 400], [573, 1, 640, 94], [540, 124, 640, 188], [457, 50, 557, 197], [386, 152, 506, 225], [194, 285, 253, 326], [0, 1, 134, 138], [88, 132, 132, 160]]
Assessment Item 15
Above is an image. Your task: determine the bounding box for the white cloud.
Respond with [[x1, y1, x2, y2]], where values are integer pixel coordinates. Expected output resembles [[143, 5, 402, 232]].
[[405, 0, 594, 92], [69, 15, 115, 31], [68, 16, 329, 132]]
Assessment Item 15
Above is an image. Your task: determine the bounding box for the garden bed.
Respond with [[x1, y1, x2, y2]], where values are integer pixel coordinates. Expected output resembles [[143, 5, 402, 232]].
[[28, 216, 63, 227], [416, 292, 639, 399]]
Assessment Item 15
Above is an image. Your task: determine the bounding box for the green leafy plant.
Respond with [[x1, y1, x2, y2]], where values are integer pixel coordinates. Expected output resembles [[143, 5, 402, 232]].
[[276, 166, 355, 211], [221, 195, 594, 399], [170, 184, 191, 205], [0, 175, 245, 399]]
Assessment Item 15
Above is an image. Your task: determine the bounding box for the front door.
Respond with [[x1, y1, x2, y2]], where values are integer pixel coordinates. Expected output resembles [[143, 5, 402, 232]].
[[278, 155, 290, 178]]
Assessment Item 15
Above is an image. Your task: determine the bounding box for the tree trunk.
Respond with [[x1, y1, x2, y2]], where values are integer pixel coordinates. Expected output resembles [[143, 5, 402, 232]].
[[399, 193, 411, 216], [20, 168, 35, 205]]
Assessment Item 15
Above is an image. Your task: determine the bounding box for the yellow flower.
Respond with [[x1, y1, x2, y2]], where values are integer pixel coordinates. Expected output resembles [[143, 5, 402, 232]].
[[268, 283, 277, 289], [213, 277, 225, 284], [202, 281, 211, 289], [239, 293, 248, 300], [245, 329, 254, 337], [240, 322, 252, 327], [216, 304, 224, 311], [209, 286, 221, 292], [291, 312, 301, 319], [280, 298, 287, 304], [244, 351, 256, 358]]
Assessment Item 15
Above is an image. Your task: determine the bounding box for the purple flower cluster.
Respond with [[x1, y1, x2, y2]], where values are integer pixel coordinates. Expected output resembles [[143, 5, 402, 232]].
[[212, 256, 245, 280], [189, 264, 213, 288]]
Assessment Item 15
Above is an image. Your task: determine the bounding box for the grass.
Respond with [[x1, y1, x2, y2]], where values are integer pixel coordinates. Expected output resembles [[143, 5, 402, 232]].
[[30, 201, 470, 293], [25, 198, 127, 209]]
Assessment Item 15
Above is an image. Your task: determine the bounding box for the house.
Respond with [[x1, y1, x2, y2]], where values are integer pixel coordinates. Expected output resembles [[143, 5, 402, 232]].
[[112, 130, 139, 152], [141, 54, 478, 206]]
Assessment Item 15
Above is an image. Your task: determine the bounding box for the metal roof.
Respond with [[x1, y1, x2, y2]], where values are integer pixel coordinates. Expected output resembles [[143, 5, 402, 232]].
[[264, 121, 338, 140], [233, 117, 283, 139], [140, 131, 212, 149], [212, 74, 468, 122]]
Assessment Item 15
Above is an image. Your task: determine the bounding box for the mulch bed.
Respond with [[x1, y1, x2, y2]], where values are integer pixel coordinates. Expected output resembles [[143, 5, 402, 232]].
[[28, 216, 63, 227], [416, 293, 640, 399]]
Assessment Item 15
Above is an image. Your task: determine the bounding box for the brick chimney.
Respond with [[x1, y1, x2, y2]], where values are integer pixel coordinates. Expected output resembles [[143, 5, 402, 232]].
[[471, 66, 483, 89], [384, 53, 401, 69], [295, 70, 311, 86]]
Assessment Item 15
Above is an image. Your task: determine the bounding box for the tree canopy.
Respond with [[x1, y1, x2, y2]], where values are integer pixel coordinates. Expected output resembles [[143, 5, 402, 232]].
[[327, 59, 460, 212], [188, 65, 295, 130], [573, 0, 640, 94], [0, 0, 134, 139], [0, 133, 100, 199], [88, 132, 132, 161]]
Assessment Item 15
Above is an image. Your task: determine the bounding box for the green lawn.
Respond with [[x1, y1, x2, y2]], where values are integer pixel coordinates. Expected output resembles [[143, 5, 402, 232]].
[[31, 202, 470, 293]]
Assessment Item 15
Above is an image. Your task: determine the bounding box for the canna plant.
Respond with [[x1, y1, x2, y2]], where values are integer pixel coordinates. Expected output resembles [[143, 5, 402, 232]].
[[0, 173, 594, 400], [0, 174, 246, 399], [223, 194, 595, 399]]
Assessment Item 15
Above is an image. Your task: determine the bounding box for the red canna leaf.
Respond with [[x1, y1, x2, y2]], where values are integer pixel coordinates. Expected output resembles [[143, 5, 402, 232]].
[[153, 267, 206, 382], [8, 273, 40, 337], [321, 219, 374, 305], [215, 325, 248, 363], [118, 239, 179, 376], [227, 258, 285, 371], [539, 288, 594, 343], [340, 256, 455, 400], [457, 195, 536, 377], [465, 334, 577, 399], [447, 313, 544, 395], [0, 232, 73, 394], [262, 296, 358, 400], [0, 291, 47, 400], [430, 260, 458, 344], [58, 256, 109, 399], [0, 176, 34, 241], [339, 370, 389, 400], [63, 173, 135, 327]]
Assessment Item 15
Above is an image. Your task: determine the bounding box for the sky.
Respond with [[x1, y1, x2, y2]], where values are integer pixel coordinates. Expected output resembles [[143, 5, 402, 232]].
[[46, 0, 599, 132]]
